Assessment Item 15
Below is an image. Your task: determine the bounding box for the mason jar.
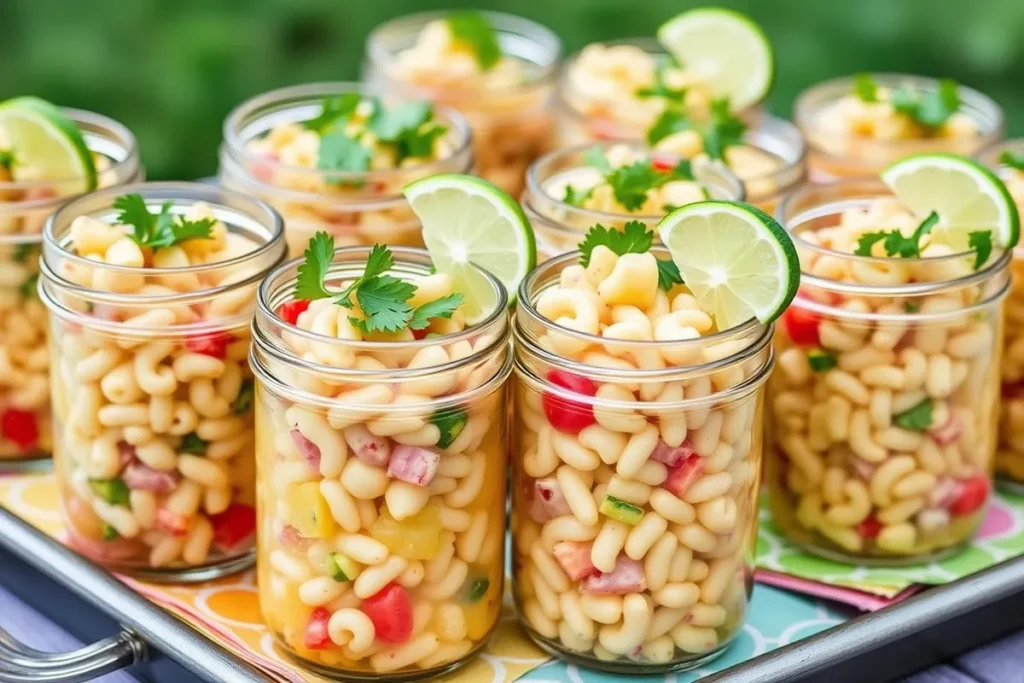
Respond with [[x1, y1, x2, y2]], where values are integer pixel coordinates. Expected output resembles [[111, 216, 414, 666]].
[[364, 10, 561, 197], [978, 139, 1024, 491], [523, 141, 744, 260], [767, 179, 1008, 563], [0, 109, 141, 470], [795, 74, 1003, 181], [219, 82, 473, 257], [38, 182, 286, 580], [511, 251, 771, 673], [250, 247, 511, 680]]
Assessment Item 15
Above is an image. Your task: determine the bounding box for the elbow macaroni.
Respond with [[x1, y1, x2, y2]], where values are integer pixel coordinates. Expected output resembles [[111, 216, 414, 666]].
[[996, 165, 1024, 484]]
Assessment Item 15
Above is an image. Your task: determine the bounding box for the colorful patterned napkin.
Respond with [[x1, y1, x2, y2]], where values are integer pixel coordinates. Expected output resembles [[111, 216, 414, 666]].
[[0, 470, 852, 682], [754, 488, 1024, 609]]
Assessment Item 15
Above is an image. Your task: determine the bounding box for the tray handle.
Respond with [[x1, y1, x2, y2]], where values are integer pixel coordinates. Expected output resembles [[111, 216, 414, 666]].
[[0, 626, 145, 683]]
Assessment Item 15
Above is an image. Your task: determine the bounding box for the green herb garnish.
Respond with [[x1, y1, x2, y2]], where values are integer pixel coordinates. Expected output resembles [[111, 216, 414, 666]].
[[113, 194, 215, 251], [19, 273, 38, 300], [317, 131, 372, 174], [585, 148, 694, 212], [12, 243, 35, 263], [465, 578, 490, 602], [0, 149, 15, 172], [369, 101, 446, 162], [853, 211, 939, 258], [647, 107, 694, 146], [89, 478, 130, 507], [578, 221, 683, 292], [102, 524, 120, 541], [854, 73, 879, 103], [303, 93, 364, 133], [905, 301, 920, 313], [232, 379, 255, 415], [702, 98, 747, 161], [446, 11, 501, 71], [891, 79, 961, 130], [294, 232, 464, 335], [807, 350, 838, 372], [1000, 151, 1024, 172], [968, 230, 993, 270], [563, 185, 595, 207], [894, 398, 933, 432], [180, 432, 208, 455], [636, 56, 687, 102]]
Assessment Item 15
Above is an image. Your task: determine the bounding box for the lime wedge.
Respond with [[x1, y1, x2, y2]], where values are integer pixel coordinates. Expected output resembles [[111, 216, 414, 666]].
[[657, 201, 799, 329], [657, 8, 773, 110], [881, 153, 1020, 251], [0, 96, 96, 192], [404, 174, 537, 322]]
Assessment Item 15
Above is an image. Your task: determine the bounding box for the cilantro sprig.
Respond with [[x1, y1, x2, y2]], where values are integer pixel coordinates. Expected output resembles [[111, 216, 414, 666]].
[[646, 97, 746, 162], [294, 232, 464, 334], [853, 73, 879, 103], [853, 211, 939, 258], [113, 194, 215, 251], [446, 11, 501, 71], [891, 79, 961, 131], [636, 55, 686, 102], [968, 231, 993, 270], [1000, 151, 1024, 173], [577, 221, 684, 292], [304, 94, 364, 133], [585, 147, 694, 212], [0, 149, 15, 172], [894, 398, 933, 432]]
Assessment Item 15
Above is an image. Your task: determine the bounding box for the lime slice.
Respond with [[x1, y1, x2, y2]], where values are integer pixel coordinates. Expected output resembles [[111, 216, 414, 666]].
[[657, 201, 799, 329], [0, 96, 96, 192], [404, 174, 536, 322], [881, 153, 1020, 251], [657, 8, 773, 110]]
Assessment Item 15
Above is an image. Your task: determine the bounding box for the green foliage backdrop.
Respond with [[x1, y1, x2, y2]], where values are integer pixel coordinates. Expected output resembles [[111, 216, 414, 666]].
[[3, 0, 1022, 179]]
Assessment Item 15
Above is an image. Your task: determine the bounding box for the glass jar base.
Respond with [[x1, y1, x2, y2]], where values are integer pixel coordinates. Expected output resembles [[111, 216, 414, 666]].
[[521, 625, 730, 675], [791, 536, 968, 567], [109, 549, 255, 584], [275, 632, 489, 682], [997, 476, 1024, 497], [0, 453, 53, 474]]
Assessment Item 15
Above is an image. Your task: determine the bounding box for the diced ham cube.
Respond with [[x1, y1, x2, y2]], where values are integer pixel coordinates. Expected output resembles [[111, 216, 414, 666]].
[[928, 477, 961, 508], [1004, 380, 1024, 400], [343, 424, 391, 467], [156, 509, 190, 536], [290, 428, 321, 470], [552, 541, 597, 580], [929, 416, 962, 445], [117, 441, 136, 470], [581, 555, 647, 595], [278, 524, 307, 548], [530, 477, 572, 523], [849, 456, 877, 482], [650, 439, 694, 467], [123, 462, 180, 493], [387, 445, 439, 486], [662, 455, 703, 497]]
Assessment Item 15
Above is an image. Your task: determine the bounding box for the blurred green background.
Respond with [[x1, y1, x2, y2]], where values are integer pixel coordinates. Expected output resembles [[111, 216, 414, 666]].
[[3, 0, 1022, 179]]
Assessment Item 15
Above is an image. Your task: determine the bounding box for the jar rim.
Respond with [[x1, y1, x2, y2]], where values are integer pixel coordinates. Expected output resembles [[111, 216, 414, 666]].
[[39, 181, 287, 314], [777, 177, 1012, 297], [365, 10, 563, 95], [220, 81, 474, 197], [524, 140, 746, 225]]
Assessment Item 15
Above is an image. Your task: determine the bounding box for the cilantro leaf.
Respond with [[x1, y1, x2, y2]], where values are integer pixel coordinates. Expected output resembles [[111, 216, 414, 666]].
[[854, 211, 939, 259], [397, 123, 447, 161], [12, 243, 35, 263], [114, 193, 156, 242], [0, 149, 16, 171], [892, 79, 961, 130], [563, 185, 594, 207], [113, 194, 214, 251], [585, 147, 613, 175], [636, 56, 686, 102], [854, 232, 888, 256], [807, 350, 838, 372], [578, 221, 654, 267], [894, 398, 933, 432], [702, 98, 747, 161], [180, 432, 208, 454], [304, 94, 364, 133], [153, 217, 216, 249], [905, 301, 921, 313], [1000, 151, 1024, 172], [968, 230, 992, 270], [317, 131, 371, 174], [446, 11, 500, 71], [335, 242, 394, 306], [409, 293, 464, 330], [19, 273, 38, 299], [353, 275, 416, 333], [656, 258, 683, 291], [854, 73, 878, 102], [370, 101, 433, 142], [295, 231, 336, 301], [606, 162, 667, 211], [647, 107, 693, 145]]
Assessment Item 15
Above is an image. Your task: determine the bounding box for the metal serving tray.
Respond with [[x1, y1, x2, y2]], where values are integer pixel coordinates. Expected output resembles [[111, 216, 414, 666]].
[[1, 504, 1023, 683]]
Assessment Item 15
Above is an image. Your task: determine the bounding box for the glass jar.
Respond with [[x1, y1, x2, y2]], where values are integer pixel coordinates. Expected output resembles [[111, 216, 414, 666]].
[[978, 140, 1024, 491], [250, 247, 511, 680], [523, 141, 744, 260], [511, 252, 772, 673], [795, 74, 1003, 181], [767, 179, 1008, 563], [0, 109, 141, 470], [219, 82, 474, 257], [364, 10, 561, 197], [38, 182, 286, 581]]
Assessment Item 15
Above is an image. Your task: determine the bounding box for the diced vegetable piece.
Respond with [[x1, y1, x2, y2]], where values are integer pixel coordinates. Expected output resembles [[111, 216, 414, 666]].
[[179, 432, 208, 454], [463, 577, 490, 602], [894, 398, 933, 432], [542, 370, 598, 434], [361, 583, 413, 644], [101, 524, 119, 541], [856, 516, 882, 539], [650, 439, 694, 467], [1, 408, 39, 451], [89, 478, 130, 506], [781, 304, 820, 346], [156, 508, 190, 536], [807, 350, 837, 372], [929, 414, 962, 445], [210, 503, 256, 551], [369, 505, 442, 560], [599, 495, 644, 525], [185, 331, 232, 358], [387, 445, 440, 486], [530, 476, 572, 523], [123, 462, 180, 493], [552, 541, 598, 580], [278, 299, 311, 325], [232, 379, 255, 414], [290, 428, 321, 471], [663, 455, 703, 497], [581, 555, 647, 594], [950, 475, 989, 516], [330, 553, 361, 582], [343, 423, 391, 467], [286, 481, 335, 538], [431, 406, 468, 449], [304, 607, 333, 650]]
